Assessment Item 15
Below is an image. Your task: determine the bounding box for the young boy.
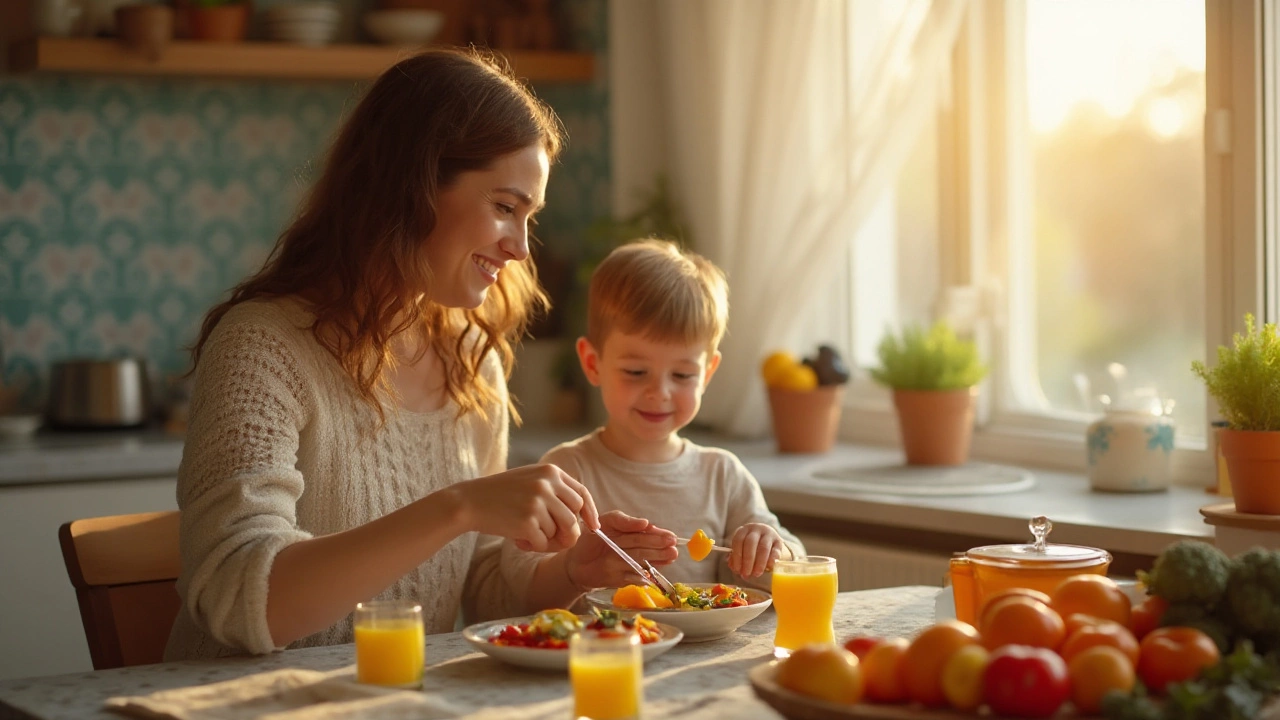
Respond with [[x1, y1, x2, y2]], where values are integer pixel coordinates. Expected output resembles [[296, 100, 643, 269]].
[[502, 240, 804, 609]]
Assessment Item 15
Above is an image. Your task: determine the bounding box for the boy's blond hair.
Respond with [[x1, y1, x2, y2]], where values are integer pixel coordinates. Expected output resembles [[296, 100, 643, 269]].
[[586, 239, 729, 352]]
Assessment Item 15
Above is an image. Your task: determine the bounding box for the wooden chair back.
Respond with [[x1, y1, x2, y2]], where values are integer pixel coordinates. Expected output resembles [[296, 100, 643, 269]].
[[58, 510, 182, 670]]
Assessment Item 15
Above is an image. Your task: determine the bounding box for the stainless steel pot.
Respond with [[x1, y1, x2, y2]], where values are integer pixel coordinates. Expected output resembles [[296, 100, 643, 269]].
[[47, 357, 152, 428]]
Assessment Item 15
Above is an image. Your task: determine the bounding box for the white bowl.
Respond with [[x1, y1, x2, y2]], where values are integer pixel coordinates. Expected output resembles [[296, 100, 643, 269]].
[[462, 614, 683, 671], [0, 413, 41, 438], [584, 584, 773, 642], [262, 2, 340, 24], [362, 9, 444, 47]]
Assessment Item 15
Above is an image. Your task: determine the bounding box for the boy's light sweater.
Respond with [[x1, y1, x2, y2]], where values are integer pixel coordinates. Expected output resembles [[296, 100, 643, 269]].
[[500, 429, 805, 610], [164, 299, 515, 660]]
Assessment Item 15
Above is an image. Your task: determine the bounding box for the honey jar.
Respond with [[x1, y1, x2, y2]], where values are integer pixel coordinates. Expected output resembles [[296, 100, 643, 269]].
[[949, 516, 1112, 625]]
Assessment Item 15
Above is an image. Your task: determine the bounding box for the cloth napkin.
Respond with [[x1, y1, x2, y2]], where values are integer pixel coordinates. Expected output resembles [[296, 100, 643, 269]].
[[104, 668, 460, 720]]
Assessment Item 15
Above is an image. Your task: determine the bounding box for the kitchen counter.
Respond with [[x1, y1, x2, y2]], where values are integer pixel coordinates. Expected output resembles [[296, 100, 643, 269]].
[[0, 429, 184, 487], [0, 424, 1215, 556]]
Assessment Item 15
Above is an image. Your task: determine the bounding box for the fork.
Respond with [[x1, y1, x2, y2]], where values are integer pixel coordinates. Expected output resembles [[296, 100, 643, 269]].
[[643, 559, 680, 603]]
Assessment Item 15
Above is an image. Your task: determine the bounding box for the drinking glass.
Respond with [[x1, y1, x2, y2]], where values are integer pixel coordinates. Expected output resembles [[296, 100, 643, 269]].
[[771, 555, 838, 656], [569, 629, 642, 720], [354, 600, 425, 688]]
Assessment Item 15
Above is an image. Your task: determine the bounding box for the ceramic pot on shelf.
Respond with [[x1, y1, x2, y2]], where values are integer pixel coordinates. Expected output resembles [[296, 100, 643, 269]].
[[1085, 396, 1175, 493]]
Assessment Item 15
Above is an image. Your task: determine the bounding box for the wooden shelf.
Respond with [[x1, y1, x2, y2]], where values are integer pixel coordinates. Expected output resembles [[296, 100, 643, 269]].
[[8, 37, 596, 83]]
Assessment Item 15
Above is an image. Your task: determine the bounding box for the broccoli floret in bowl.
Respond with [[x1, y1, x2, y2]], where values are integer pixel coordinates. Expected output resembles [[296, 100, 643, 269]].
[[1139, 540, 1231, 607]]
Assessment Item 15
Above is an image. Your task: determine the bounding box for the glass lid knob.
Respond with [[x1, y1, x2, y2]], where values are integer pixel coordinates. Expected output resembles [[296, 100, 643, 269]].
[[1029, 515, 1053, 553]]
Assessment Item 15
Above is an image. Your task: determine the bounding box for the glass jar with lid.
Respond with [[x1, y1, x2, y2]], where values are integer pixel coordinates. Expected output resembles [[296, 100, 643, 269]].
[[948, 516, 1112, 625]]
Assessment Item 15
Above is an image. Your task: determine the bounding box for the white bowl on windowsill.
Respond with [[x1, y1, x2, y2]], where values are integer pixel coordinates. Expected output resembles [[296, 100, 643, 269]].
[[0, 414, 42, 439]]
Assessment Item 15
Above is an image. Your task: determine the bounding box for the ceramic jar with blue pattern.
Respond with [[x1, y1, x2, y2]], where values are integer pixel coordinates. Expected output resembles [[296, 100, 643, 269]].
[[1086, 404, 1176, 492]]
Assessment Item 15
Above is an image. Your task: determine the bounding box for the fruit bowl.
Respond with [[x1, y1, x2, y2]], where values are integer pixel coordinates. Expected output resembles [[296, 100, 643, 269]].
[[584, 583, 772, 642]]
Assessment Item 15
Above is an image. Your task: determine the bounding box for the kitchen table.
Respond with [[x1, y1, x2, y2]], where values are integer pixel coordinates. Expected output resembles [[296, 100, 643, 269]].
[[0, 586, 940, 720]]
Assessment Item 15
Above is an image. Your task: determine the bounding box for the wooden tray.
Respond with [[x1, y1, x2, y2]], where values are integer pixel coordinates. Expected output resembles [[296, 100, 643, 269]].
[[748, 661, 1100, 719]]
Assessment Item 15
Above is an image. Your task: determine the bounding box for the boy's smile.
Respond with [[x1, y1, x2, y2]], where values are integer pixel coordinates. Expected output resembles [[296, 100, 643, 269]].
[[577, 331, 721, 462]]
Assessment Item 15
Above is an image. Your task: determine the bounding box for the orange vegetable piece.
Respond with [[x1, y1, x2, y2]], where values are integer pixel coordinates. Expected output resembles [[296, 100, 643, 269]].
[[611, 584, 657, 609], [642, 585, 675, 609], [688, 529, 714, 562]]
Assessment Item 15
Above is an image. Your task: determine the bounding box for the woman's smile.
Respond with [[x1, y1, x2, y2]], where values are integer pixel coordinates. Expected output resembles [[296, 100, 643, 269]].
[[473, 254, 502, 283]]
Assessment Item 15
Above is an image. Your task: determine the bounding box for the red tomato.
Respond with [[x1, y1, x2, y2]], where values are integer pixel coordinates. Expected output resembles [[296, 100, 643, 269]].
[[1137, 626, 1220, 694], [1128, 595, 1169, 640], [842, 636, 883, 660], [982, 645, 1070, 718]]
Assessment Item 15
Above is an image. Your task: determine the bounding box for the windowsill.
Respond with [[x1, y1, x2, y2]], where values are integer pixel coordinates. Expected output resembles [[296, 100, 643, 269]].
[[509, 424, 1216, 559]]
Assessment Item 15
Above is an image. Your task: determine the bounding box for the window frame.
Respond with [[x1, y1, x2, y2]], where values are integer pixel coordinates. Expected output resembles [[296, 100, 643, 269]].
[[840, 0, 1270, 487]]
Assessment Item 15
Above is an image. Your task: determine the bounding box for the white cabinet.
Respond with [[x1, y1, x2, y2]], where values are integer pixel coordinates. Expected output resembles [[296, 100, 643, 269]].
[[0, 477, 177, 681]]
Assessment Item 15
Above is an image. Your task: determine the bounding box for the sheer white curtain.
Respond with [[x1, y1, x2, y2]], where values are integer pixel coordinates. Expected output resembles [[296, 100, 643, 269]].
[[638, 0, 968, 436]]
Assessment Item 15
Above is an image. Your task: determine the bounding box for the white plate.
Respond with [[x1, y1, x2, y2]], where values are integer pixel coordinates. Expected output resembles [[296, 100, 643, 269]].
[[462, 615, 683, 671], [584, 583, 773, 642]]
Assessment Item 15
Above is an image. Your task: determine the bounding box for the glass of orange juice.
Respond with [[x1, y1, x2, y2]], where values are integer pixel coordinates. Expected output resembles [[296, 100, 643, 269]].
[[569, 628, 642, 720], [771, 555, 838, 657], [354, 600, 425, 688]]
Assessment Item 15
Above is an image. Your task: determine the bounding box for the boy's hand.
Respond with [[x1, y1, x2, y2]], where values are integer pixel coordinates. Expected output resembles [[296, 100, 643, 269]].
[[565, 511, 678, 590], [728, 523, 793, 578]]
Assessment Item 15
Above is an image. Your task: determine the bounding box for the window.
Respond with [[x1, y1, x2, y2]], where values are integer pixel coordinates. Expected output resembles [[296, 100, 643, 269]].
[[844, 1, 1270, 484]]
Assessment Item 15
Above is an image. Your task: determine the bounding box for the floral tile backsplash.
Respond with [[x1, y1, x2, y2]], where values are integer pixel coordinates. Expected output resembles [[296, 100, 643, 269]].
[[0, 3, 609, 413]]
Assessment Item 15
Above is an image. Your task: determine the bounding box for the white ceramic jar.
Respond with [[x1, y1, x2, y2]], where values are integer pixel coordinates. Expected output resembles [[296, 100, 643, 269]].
[[1086, 400, 1176, 492]]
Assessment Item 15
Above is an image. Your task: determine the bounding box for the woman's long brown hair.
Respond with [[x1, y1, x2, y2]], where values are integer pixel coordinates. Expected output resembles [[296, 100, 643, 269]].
[[191, 48, 564, 423]]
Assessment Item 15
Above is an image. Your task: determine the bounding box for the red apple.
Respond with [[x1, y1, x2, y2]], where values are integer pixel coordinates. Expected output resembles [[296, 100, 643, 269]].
[[842, 635, 883, 660]]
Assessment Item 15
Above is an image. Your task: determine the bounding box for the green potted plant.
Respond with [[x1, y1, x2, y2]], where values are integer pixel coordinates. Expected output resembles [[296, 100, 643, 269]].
[[1192, 313, 1280, 514], [870, 320, 988, 465]]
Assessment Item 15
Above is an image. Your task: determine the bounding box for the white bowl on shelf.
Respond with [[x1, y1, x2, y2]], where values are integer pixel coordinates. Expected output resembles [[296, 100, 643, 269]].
[[263, 2, 340, 45], [362, 9, 444, 47]]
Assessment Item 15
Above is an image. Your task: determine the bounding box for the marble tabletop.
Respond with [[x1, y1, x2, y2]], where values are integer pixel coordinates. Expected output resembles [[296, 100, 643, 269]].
[[0, 586, 941, 720]]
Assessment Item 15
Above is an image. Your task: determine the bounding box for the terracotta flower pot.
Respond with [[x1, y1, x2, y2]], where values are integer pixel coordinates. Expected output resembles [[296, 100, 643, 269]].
[[1218, 429, 1280, 514], [188, 3, 250, 42], [892, 387, 976, 466], [767, 385, 844, 454]]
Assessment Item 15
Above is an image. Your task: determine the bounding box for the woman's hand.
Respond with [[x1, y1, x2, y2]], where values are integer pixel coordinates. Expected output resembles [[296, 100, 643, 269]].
[[452, 463, 600, 553], [564, 511, 678, 590], [727, 523, 793, 577]]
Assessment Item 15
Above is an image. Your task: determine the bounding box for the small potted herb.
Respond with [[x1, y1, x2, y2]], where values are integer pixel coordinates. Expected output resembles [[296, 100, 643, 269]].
[[1192, 313, 1280, 513], [870, 321, 988, 465]]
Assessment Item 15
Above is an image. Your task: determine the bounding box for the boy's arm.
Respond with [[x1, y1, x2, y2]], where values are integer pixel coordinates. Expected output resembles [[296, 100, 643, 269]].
[[721, 453, 807, 564]]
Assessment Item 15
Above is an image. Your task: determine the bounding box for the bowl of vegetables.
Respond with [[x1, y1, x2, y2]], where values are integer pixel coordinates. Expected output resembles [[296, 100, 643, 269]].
[[584, 582, 772, 642]]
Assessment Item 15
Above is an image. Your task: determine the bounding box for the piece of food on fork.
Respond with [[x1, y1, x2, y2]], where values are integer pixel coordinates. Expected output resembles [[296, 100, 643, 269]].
[[678, 529, 729, 561]]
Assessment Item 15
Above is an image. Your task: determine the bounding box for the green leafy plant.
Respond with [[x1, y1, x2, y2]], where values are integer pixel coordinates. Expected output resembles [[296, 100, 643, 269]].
[[869, 321, 987, 391], [1191, 314, 1280, 432]]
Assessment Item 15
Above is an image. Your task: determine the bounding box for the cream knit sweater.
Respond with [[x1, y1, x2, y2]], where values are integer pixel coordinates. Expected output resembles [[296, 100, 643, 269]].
[[164, 299, 515, 661]]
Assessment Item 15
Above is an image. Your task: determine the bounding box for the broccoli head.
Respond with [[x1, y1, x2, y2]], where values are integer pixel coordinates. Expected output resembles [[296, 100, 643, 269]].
[[1225, 547, 1280, 637], [1139, 540, 1231, 607]]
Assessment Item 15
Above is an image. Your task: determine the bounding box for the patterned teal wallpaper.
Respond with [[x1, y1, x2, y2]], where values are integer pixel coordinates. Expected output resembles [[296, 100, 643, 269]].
[[0, 0, 609, 413]]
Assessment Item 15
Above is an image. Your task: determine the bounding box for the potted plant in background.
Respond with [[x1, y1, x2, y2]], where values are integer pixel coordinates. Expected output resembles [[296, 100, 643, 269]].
[[870, 320, 988, 465], [180, 0, 250, 42], [1192, 313, 1280, 514]]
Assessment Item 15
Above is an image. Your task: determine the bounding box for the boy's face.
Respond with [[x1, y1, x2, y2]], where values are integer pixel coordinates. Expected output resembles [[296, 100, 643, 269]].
[[577, 330, 721, 447]]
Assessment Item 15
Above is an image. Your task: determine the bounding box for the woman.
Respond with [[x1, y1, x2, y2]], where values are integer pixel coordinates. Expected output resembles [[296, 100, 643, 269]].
[[165, 48, 676, 660]]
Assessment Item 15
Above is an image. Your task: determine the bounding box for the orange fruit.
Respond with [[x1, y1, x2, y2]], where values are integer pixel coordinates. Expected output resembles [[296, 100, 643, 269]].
[[761, 351, 799, 386], [611, 584, 656, 609], [1061, 620, 1141, 665], [979, 597, 1065, 651], [900, 620, 981, 707], [1068, 645, 1136, 714], [1063, 612, 1109, 637], [776, 643, 864, 705], [941, 644, 990, 712], [860, 638, 909, 703], [775, 364, 818, 391], [978, 588, 1053, 627], [1050, 575, 1131, 627]]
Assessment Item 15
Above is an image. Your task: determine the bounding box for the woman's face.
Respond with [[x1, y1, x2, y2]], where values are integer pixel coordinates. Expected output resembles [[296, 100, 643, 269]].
[[424, 144, 549, 309]]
